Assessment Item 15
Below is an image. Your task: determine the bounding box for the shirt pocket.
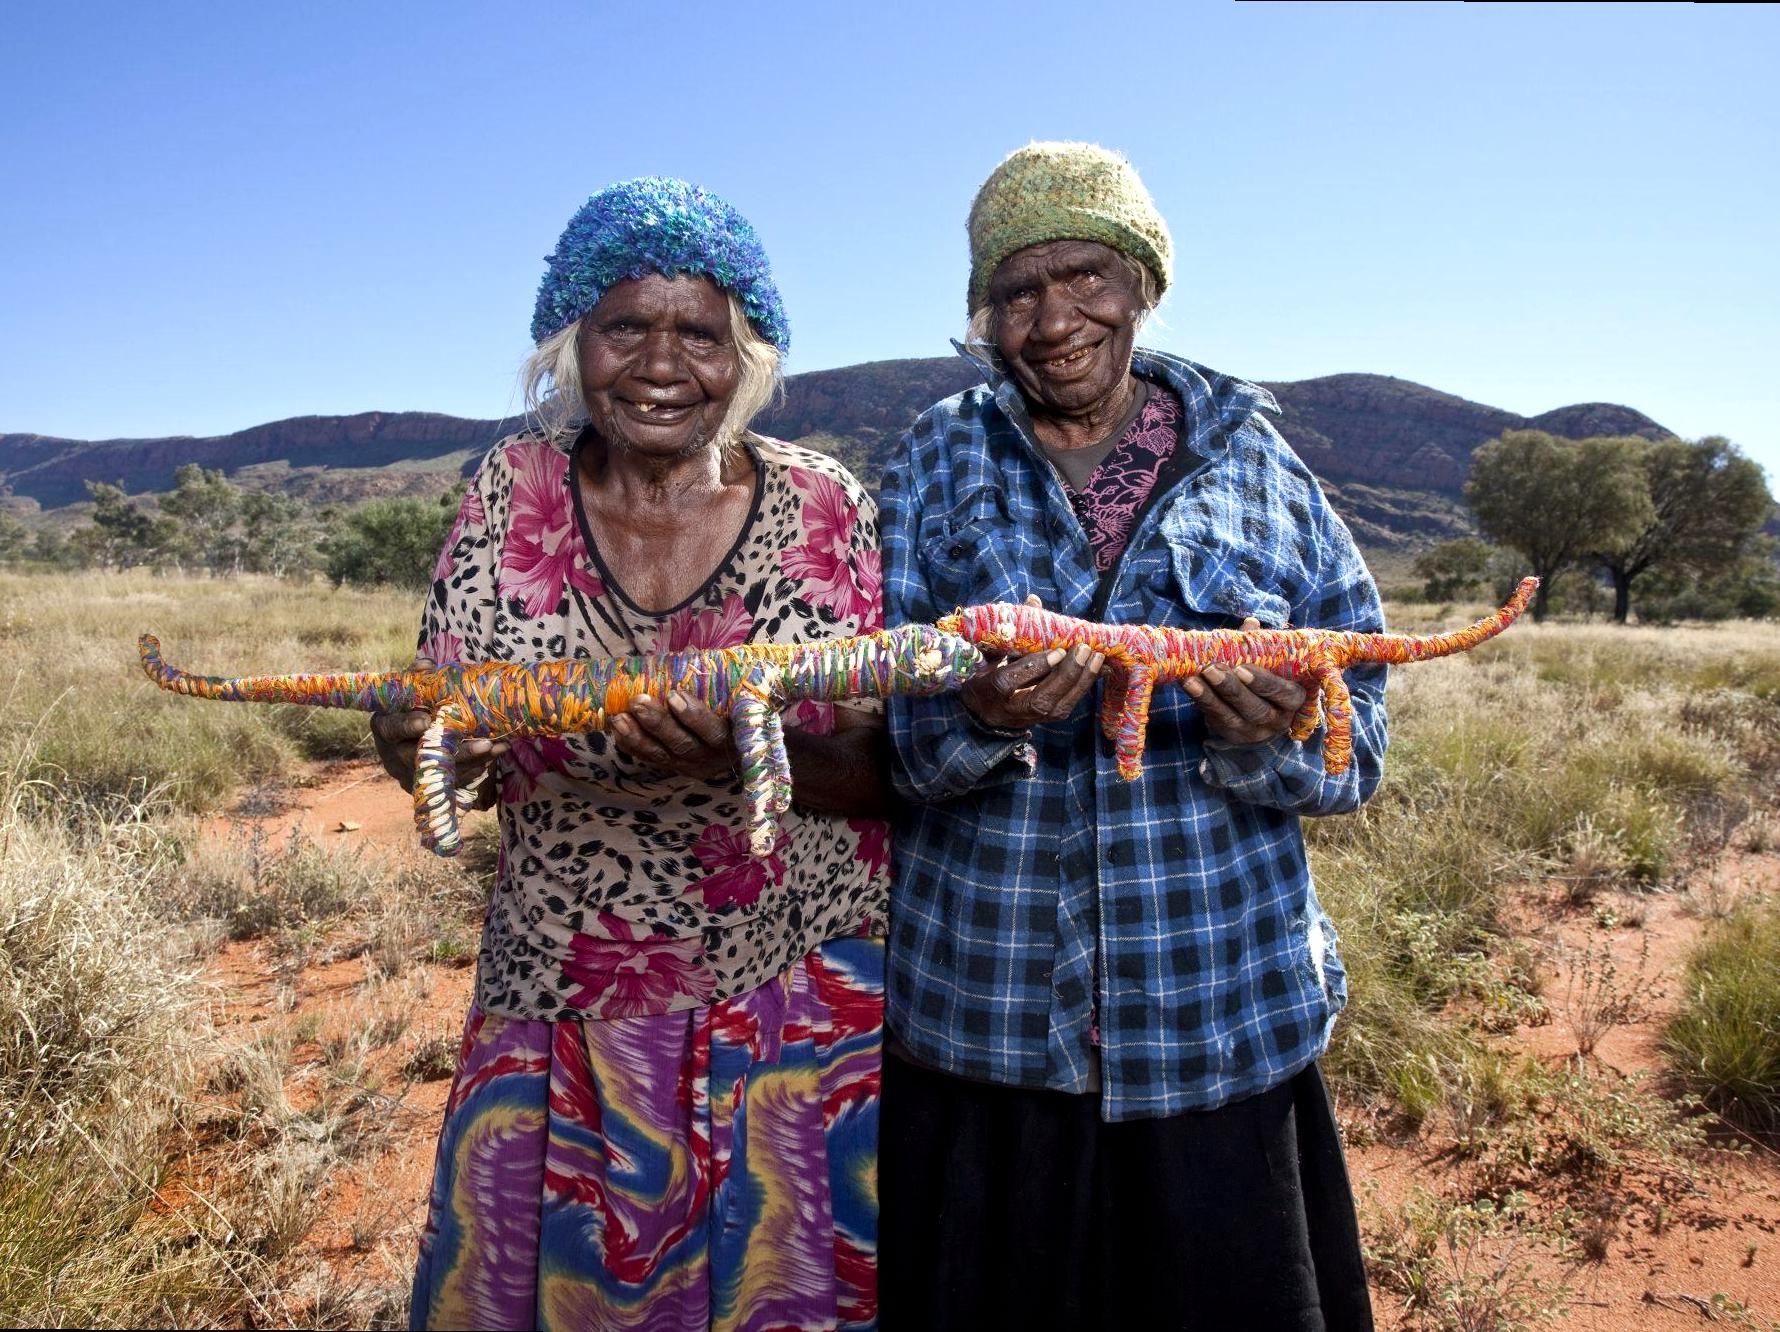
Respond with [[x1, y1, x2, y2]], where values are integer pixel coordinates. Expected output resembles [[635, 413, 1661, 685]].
[[1157, 503, 1292, 629], [917, 487, 1025, 610]]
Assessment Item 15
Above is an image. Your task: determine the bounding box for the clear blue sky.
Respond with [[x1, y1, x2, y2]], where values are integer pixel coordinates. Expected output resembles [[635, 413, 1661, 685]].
[[3, 1, 1776, 484]]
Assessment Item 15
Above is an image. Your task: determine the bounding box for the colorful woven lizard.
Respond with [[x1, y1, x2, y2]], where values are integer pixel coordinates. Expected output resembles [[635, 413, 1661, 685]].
[[138, 627, 985, 859], [938, 576, 1539, 781]]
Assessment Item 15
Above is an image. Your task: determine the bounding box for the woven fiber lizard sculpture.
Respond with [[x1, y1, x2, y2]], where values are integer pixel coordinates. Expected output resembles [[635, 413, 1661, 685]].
[[937, 576, 1538, 781], [139, 626, 984, 859]]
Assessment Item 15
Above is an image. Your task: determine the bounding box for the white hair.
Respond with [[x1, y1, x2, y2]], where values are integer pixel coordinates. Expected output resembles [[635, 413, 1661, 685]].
[[519, 291, 782, 453], [963, 252, 1162, 367]]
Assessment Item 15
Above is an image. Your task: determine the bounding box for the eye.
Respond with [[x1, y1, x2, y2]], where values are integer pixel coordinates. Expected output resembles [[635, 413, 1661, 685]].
[[680, 324, 724, 349]]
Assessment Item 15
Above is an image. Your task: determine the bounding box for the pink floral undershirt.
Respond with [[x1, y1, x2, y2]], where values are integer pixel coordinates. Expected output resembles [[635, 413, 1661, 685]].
[[1062, 385, 1184, 573]]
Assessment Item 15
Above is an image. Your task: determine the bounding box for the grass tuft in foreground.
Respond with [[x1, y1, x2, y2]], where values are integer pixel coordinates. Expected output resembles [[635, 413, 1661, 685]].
[[1665, 900, 1780, 1131]]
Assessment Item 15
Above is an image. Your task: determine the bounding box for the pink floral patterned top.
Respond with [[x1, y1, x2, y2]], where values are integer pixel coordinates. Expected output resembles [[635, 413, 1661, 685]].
[[421, 430, 890, 1021]]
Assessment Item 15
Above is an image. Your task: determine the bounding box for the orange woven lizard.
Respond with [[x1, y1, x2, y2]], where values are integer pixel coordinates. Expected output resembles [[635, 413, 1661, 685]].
[[938, 577, 1538, 779]]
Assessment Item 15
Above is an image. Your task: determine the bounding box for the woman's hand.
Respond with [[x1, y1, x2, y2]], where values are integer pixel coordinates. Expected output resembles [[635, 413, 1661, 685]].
[[368, 656, 508, 801], [958, 596, 1105, 732], [1184, 616, 1308, 746], [611, 692, 737, 782]]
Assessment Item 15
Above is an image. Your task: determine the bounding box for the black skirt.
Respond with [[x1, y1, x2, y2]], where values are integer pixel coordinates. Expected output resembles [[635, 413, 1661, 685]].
[[879, 1051, 1374, 1332]]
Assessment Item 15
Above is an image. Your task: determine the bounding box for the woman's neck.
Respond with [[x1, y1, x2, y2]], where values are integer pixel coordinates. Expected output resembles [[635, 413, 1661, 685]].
[[1027, 373, 1143, 452], [579, 432, 748, 507]]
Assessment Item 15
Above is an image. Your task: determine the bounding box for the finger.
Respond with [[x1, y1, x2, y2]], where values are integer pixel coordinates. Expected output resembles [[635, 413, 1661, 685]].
[[1235, 666, 1307, 711], [628, 696, 708, 758], [1050, 650, 1105, 715], [1185, 674, 1246, 732], [411, 655, 437, 671], [1201, 665, 1277, 726], [987, 649, 1067, 699], [667, 692, 731, 749], [1025, 594, 1043, 608], [1023, 645, 1098, 717], [372, 710, 432, 742], [1239, 617, 1260, 632], [611, 714, 674, 766]]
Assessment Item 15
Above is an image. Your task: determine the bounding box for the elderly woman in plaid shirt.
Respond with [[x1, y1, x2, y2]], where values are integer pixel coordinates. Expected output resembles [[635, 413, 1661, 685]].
[[878, 143, 1385, 1331]]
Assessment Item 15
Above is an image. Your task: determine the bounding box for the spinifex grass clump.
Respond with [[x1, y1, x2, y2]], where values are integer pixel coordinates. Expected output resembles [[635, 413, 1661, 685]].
[[1665, 900, 1780, 1130], [0, 754, 234, 1325]]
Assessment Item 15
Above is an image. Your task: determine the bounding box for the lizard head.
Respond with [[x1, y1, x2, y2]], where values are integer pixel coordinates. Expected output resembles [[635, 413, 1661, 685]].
[[886, 625, 986, 694]]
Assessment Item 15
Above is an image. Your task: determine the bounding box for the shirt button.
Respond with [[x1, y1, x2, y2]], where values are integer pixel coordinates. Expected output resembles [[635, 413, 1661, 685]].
[[1105, 844, 1125, 866]]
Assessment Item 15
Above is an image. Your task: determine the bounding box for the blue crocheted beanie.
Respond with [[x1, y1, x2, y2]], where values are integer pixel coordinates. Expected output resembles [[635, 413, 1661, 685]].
[[530, 178, 790, 351]]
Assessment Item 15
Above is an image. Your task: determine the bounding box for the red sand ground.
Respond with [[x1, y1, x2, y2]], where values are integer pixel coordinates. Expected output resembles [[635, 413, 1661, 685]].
[[191, 758, 1780, 1328]]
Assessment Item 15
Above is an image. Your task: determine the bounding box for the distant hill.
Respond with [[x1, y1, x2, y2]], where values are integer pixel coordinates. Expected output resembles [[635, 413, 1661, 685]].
[[0, 354, 1673, 552]]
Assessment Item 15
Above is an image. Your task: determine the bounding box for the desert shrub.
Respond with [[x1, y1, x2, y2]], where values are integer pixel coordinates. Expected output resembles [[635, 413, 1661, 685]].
[[1665, 900, 1780, 1130], [322, 496, 453, 590]]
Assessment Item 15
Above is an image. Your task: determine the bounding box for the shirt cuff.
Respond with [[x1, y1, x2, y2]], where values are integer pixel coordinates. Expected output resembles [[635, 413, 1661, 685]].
[[925, 723, 1038, 800], [1197, 734, 1302, 791]]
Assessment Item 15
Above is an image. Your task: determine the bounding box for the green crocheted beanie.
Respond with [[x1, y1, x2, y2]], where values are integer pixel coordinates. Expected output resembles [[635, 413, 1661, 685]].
[[966, 142, 1173, 315]]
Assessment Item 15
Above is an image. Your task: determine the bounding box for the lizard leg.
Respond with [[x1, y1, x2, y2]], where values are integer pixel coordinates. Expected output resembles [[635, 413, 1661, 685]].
[[413, 703, 473, 857], [1287, 666, 1325, 743], [1114, 665, 1157, 782], [1318, 668, 1355, 774], [1098, 662, 1130, 742], [764, 707, 793, 816], [730, 694, 784, 859]]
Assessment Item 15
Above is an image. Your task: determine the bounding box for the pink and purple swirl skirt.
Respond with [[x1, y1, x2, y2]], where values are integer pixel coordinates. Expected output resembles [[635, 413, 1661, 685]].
[[409, 938, 883, 1331]]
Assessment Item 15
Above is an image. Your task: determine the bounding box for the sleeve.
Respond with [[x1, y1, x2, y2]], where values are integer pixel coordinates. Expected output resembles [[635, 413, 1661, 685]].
[[1196, 487, 1389, 817], [879, 428, 1037, 804], [416, 450, 502, 667]]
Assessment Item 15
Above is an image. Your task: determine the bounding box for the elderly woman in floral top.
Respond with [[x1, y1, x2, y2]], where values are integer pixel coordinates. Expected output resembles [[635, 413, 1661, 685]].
[[373, 179, 890, 1332]]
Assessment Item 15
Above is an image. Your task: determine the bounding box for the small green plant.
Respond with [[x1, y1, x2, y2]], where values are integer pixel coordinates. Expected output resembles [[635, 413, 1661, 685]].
[[1365, 1190, 1570, 1331], [1565, 936, 1659, 1059]]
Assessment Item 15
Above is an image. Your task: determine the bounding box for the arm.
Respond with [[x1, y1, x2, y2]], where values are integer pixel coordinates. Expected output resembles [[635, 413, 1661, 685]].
[[1196, 496, 1390, 818], [878, 432, 1047, 804]]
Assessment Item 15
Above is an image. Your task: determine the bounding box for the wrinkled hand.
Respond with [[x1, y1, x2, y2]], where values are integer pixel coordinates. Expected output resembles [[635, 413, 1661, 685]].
[[369, 655, 508, 804], [611, 692, 737, 782], [959, 594, 1104, 732], [1184, 616, 1309, 746]]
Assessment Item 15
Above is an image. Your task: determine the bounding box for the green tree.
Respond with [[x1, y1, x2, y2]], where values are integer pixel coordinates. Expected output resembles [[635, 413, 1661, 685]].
[[157, 464, 243, 573], [323, 496, 453, 590], [71, 481, 163, 569], [237, 490, 322, 577], [0, 511, 28, 563], [1464, 431, 1653, 622], [1412, 537, 1494, 602], [1592, 436, 1774, 624]]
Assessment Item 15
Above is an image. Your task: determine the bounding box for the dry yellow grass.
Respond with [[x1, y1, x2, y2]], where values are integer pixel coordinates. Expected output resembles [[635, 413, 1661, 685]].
[[0, 570, 419, 812]]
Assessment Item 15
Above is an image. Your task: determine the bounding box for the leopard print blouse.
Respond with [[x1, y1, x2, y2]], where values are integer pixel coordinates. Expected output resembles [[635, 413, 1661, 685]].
[[419, 429, 890, 1021]]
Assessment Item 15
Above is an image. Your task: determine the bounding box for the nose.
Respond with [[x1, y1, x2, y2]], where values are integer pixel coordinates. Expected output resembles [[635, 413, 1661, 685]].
[[633, 328, 690, 386], [1033, 283, 1081, 347]]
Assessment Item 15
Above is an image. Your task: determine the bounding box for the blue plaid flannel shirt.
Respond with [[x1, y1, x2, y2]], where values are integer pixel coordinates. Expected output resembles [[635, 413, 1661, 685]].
[[881, 346, 1389, 1121]]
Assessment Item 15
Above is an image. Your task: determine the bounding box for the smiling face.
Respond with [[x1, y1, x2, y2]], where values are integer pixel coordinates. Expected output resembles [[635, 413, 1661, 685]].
[[578, 273, 740, 460], [986, 239, 1146, 424]]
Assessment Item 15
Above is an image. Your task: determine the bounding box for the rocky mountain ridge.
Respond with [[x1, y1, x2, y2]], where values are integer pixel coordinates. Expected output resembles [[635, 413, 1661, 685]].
[[0, 356, 1671, 551]]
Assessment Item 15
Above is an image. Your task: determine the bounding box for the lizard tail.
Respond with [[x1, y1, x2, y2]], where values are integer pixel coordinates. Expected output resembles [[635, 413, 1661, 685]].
[[1357, 576, 1539, 664], [138, 634, 418, 712]]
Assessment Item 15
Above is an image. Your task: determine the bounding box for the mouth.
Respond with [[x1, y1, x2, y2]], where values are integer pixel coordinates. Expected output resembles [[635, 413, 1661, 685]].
[[1033, 342, 1101, 378], [618, 398, 699, 426]]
